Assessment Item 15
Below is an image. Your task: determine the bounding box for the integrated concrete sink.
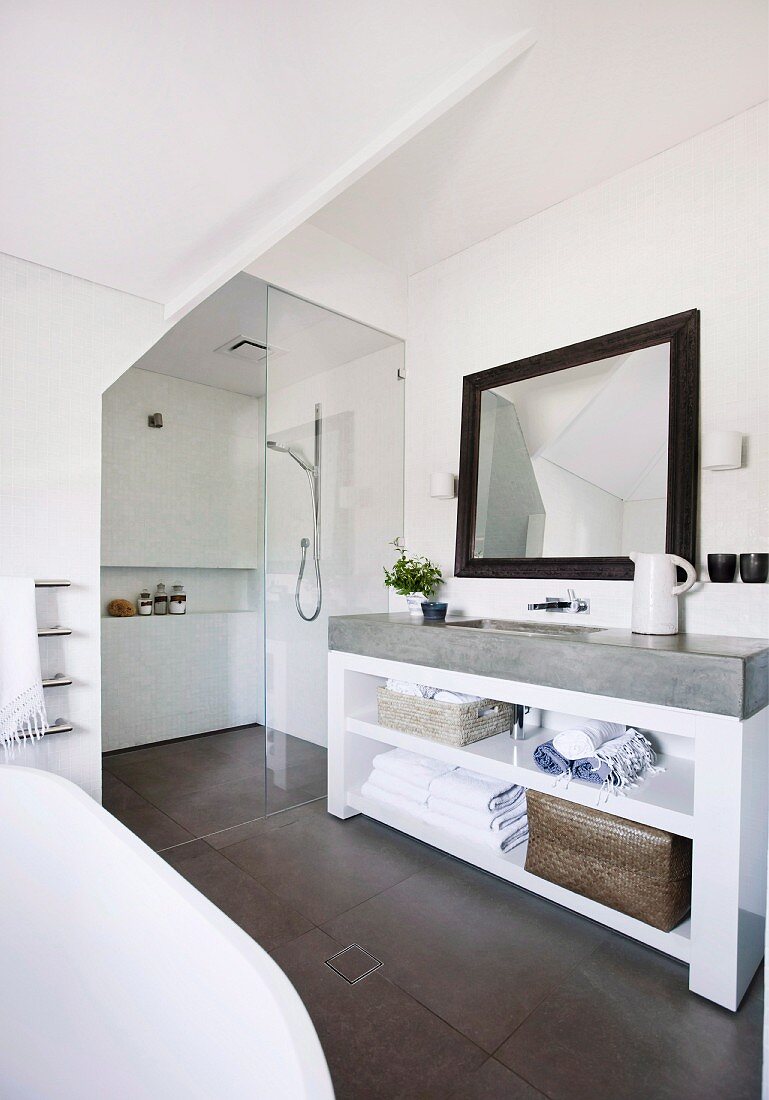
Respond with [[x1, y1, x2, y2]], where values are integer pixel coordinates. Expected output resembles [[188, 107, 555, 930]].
[[445, 618, 605, 637]]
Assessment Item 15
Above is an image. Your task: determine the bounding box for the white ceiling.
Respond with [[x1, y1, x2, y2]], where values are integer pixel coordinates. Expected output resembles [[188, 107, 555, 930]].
[[129, 274, 400, 397], [0, 0, 530, 306], [2, 1, 764, 311], [311, 0, 768, 274]]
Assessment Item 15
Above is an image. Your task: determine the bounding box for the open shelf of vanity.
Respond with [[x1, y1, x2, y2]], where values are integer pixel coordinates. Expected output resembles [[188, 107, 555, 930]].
[[327, 618, 769, 1012]]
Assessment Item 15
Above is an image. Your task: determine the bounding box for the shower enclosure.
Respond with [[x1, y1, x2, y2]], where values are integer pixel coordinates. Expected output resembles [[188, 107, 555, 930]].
[[262, 285, 404, 815], [100, 274, 403, 841]]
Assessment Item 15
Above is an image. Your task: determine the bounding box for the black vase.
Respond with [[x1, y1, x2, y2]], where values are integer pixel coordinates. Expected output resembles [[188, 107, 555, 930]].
[[707, 553, 737, 583], [739, 553, 769, 584]]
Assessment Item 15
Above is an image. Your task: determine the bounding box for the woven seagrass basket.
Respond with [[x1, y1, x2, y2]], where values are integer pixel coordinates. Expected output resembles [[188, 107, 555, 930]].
[[524, 789, 692, 932], [376, 687, 512, 747]]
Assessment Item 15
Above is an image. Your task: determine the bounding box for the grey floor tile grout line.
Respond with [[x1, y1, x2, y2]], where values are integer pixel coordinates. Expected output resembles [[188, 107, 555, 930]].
[[487, 937, 611, 1066], [156, 797, 327, 854]]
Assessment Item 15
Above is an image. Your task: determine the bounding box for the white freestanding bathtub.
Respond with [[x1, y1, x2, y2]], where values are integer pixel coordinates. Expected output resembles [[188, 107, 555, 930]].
[[0, 766, 333, 1100]]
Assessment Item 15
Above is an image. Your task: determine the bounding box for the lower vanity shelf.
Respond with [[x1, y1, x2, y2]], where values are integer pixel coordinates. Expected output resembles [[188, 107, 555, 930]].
[[345, 784, 692, 963]]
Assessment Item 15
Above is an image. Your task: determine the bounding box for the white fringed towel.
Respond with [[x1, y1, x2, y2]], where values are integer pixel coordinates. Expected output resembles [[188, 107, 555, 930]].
[[0, 578, 48, 750], [552, 721, 626, 761]]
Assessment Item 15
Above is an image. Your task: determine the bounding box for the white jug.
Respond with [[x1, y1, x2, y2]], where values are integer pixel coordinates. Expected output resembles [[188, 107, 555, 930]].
[[629, 552, 697, 635]]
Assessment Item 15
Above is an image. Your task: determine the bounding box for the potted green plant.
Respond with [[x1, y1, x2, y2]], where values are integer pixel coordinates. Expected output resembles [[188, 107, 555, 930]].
[[383, 540, 443, 617]]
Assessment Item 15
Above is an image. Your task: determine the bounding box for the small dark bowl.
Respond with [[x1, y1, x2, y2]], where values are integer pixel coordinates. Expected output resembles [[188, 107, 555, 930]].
[[421, 601, 448, 621], [740, 553, 769, 584], [707, 553, 737, 583]]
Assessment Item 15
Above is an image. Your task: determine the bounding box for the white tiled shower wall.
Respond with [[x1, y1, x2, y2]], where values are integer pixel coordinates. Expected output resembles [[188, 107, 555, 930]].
[[402, 104, 769, 638], [101, 368, 263, 749], [0, 254, 165, 796]]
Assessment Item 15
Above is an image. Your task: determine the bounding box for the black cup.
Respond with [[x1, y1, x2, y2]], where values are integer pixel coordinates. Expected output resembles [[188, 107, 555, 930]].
[[421, 601, 448, 621], [739, 553, 769, 584], [707, 553, 737, 583]]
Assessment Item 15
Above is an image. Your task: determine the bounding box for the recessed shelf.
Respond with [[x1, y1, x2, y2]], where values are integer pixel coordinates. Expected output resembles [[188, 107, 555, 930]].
[[346, 710, 694, 838], [101, 609, 257, 620], [347, 785, 691, 962]]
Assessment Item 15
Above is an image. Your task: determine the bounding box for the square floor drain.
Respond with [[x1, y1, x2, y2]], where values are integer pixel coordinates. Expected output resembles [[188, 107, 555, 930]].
[[324, 944, 383, 984]]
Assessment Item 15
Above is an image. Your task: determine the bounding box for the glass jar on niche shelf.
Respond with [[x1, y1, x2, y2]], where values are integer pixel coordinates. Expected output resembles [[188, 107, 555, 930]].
[[138, 590, 153, 615], [169, 584, 187, 614], [154, 582, 168, 615]]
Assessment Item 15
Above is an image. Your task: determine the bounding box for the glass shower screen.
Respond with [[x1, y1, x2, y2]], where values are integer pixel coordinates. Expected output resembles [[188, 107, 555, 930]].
[[263, 286, 404, 815]]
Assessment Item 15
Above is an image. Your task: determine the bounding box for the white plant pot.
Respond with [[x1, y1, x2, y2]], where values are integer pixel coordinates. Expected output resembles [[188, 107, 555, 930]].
[[405, 594, 425, 617]]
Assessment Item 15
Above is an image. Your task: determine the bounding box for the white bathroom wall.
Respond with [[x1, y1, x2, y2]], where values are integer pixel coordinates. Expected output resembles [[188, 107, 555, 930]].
[[403, 104, 769, 637], [102, 368, 261, 567], [101, 367, 263, 750], [0, 253, 165, 797], [265, 341, 404, 746]]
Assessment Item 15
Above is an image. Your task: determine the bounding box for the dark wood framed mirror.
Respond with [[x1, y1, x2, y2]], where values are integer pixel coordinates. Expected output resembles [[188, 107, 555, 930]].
[[454, 310, 699, 580]]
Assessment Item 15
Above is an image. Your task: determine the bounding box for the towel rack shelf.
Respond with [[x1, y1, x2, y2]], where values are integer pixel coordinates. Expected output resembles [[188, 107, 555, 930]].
[[43, 677, 72, 688], [35, 580, 71, 588], [37, 627, 72, 637]]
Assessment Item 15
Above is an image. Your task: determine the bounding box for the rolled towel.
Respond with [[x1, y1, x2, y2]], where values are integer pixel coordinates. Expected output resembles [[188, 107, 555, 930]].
[[373, 748, 455, 791], [362, 781, 422, 817], [431, 689, 483, 705], [596, 728, 661, 790], [427, 789, 525, 831], [385, 679, 436, 699], [422, 808, 528, 852], [533, 740, 570, 777], [368, 767, 431, 806], [429, 766, 520, 812], [571, 757, 611, 785], [552, 721, 626, 761]]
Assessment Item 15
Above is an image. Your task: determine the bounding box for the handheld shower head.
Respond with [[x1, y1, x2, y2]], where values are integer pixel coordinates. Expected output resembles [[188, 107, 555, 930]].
[[267, 439, 315, 474]]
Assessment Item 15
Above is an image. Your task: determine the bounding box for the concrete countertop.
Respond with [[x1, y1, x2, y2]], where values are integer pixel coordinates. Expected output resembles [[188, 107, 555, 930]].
[[328, 613, 769, 719]]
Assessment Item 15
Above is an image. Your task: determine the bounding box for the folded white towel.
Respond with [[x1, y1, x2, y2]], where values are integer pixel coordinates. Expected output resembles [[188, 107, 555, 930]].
[[368, 767, 430, 806], [431, 689, 483, 705], [0, 578, 48, 752], [373, 748, 455, 791], [422, 808, 529, 853], [386, 679, 436, 699], [552, 721, 626, 761], [428, 790, 526, 832], [384, 680, 483, 705], [429, 766, 520, 812], [361, 782, 421, 816]]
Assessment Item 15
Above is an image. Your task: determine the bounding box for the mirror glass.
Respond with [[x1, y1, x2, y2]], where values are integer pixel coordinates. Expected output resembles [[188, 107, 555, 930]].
[[473, 344, 670, 558]]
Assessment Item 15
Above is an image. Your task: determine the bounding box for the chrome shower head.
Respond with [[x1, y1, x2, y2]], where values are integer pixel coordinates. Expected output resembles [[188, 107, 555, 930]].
[[267, 439, 315, 474]]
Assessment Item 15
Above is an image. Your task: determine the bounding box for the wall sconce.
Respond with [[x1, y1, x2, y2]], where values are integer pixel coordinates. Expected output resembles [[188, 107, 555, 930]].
[[430, 472, 456, 499], [702, 430, 742, 470]]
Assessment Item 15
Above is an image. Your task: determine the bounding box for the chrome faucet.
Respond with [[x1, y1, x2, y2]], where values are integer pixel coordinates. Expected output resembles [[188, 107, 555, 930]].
[[527, 589, 589, 614]]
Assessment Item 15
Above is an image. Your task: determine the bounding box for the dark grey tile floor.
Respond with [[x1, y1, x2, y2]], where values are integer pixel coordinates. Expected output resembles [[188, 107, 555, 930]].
[[102, 732, 763, 1100], [102, 725, 327, 843]]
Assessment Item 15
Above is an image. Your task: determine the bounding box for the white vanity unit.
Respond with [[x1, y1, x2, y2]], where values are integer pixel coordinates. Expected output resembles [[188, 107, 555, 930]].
[[327, 613, 769, 1012]]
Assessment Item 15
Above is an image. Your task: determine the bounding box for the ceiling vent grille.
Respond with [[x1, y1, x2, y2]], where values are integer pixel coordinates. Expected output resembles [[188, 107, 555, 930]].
[[213, 336, 284, 363]]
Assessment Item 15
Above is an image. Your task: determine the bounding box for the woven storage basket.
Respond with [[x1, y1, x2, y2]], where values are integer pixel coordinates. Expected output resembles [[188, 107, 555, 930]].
[[524, 790, 691, 932], [376, 687, 512, 747]]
